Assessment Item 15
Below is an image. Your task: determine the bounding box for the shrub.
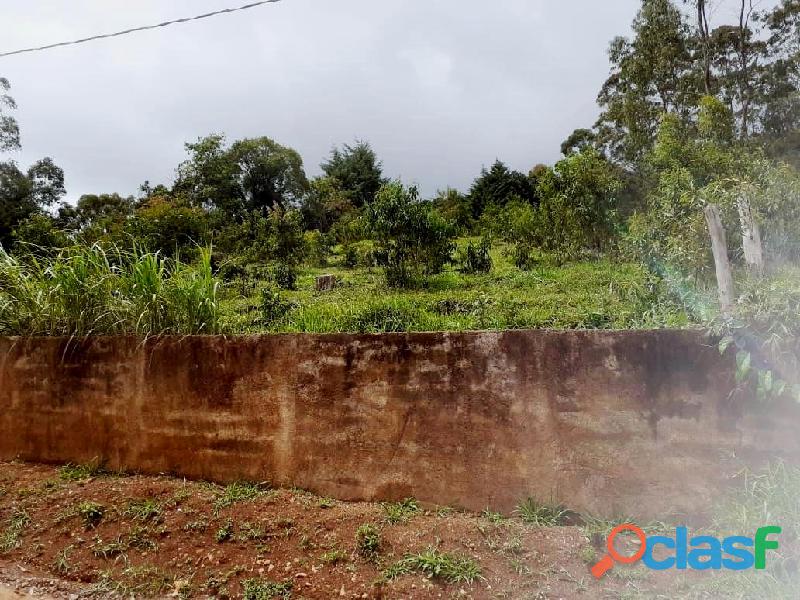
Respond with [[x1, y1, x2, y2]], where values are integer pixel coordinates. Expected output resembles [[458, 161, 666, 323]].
[[303, 229, 331, 267], [367, 181, 456, 288], [77, 502, 105, 529], [356, 524, 381, 560], [271, 262, 297, 290], [458, 236, 493, 274], [260, 287, 294, 325]]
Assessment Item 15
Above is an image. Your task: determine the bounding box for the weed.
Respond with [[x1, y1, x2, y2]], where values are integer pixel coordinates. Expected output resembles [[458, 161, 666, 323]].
[[515, 497, 567, 527], [216, 519, 234, 543], [481, 509, 505, 524], [183, 519, 209, 532], [318, 497, 336, 509], [123, 498, 162, 522], [0, 509, 31, 552], [383, 547, 482, 584], [382, 498, 421, 524], [120, 565, 174, 596], [213, 481, 266, 513], [579, 545, 598, 564], [320, 548, 348, 565], [77, 501, 105, 529], [241, 578, 293, 600], [92, 536, 128, 560], [238, 522, 267, 542], [59, 460, 105, 482], [52, 546, 72, 576], [126, 525, 157, 551]]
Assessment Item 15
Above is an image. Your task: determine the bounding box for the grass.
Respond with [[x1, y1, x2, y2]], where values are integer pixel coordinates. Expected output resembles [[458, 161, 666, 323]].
[[515, 497, 568, 527], [241, 578, 293, 600], [59, 461, 106, 482], [213, 481, 267, 513], [382, 498, 421, 524], [0, 509, 31, 552], [123, 498, 162, 522], [383, 547, 482, 584], [0, 244, 220, 336], [1, 239, 692, 336], [220, 240, 693, 334]]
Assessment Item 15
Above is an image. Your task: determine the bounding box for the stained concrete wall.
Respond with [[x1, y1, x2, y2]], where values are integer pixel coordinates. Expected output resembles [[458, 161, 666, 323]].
[[1, 331, 798, 519]]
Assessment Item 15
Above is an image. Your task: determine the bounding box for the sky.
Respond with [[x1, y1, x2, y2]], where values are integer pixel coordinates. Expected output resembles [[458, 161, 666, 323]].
[[0, 0, 698, 202]]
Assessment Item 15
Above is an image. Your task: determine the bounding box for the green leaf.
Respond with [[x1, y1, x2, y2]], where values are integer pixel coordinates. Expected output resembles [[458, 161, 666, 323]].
[[718, 335, 734, 355], [735, 351, 751, 384]]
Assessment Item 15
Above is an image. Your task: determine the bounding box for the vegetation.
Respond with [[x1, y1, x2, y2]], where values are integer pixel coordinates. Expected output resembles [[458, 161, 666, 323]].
[[0, 1, 797, 409], [383, 547, 482, 584]]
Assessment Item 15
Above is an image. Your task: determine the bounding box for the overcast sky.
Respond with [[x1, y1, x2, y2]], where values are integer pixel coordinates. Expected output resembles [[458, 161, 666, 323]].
[[2, 1, 676, 201]]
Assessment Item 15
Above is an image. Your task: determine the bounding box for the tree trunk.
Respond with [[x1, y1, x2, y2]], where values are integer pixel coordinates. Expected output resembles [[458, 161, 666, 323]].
[[704, 204, 735, 314], [736, 193, 764, 274]]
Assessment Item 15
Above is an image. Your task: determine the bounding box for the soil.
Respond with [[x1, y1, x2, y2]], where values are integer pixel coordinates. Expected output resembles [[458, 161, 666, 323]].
[[0, 461, 692, 599]]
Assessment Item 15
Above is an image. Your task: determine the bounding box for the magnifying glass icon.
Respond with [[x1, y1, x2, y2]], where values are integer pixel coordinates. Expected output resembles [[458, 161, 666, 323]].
[[591, 523, 647, 579]]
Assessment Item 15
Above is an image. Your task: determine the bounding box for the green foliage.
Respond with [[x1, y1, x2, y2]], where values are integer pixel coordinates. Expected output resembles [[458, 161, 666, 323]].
[[367, 181, 456, 287], [175, 134, 308, 219], [126, 196, 207, 260], [0, 77, 20, 152], [303, 230, 331, 267], [320, 140, 384, 208], [123, 498, 162, 522], [468, 160, 537, 219], [58, 461, 106, 482], [514, 497, 568, 527], [77, 502, 105, 529], [215, 519, 234, 543], [260, 287, 294, 325], [355, 524, 381, 560], [383, 547, 482, 584], [0, 509, 30, 553], [382, 498, 420, 524], [241, 578, 293, 600], [457, 236, 493, 274], [0, 244, 221, 336], [213, 481, 267, 513]]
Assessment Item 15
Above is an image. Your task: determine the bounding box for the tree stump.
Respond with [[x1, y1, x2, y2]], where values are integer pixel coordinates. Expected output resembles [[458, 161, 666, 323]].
[[315, 274, 338, 292]]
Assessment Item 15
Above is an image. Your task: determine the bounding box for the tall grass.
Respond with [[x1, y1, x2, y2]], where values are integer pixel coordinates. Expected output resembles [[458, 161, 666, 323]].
[[0, 245, 221, 336]]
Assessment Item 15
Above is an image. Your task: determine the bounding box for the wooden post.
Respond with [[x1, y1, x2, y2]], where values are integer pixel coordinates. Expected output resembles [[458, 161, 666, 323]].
[[704, 203, 735, 315], [736, 193, 764, 274]]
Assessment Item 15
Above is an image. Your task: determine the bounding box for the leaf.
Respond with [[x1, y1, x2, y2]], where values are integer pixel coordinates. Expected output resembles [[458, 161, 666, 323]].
[[735, 350, 751, 384], [718, 335, 734, 355]]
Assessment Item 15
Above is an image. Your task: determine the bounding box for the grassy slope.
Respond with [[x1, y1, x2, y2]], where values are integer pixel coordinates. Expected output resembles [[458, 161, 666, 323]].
[[221, 240, 694, 334]]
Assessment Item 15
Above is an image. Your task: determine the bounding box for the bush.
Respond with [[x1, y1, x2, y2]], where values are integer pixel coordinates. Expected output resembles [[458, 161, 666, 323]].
[[356, 524, 381, 560], [367, 181, 456, 288], [271, 262, 297, 290], [303, 229, 331, 267], [457, 236, 493, 274], [260, 287, 294, 325]]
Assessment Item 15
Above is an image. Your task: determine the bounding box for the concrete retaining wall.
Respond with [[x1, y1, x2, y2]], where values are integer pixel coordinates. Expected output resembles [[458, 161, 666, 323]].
[[1, 331, 798, 519]]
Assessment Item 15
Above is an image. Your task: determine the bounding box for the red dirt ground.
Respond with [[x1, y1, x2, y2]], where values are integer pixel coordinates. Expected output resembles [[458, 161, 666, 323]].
[[0, 461, 700, 599]]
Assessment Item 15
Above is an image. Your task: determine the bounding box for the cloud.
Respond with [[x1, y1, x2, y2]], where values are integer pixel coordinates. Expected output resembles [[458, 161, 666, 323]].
[[1, 0, 642, 201]]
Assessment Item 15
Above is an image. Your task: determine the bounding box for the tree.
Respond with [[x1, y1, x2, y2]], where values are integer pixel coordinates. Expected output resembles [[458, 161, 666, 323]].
[[0, 77, 20, 152], [174, 134, 308, 220], [560, 128, 597, 155], [535, 148, 622, 258], [433, 188, 473, 232], [300, 176, 356, 233], [0, 159, 66, 249], [367, 181, 455, 287], [467, 160, 537, 219], [595, 0, 699, 167], [320, 141, 384, 208]]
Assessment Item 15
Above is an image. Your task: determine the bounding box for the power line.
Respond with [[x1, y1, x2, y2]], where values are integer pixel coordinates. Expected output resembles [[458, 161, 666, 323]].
[[0, 0, 283, 59]]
